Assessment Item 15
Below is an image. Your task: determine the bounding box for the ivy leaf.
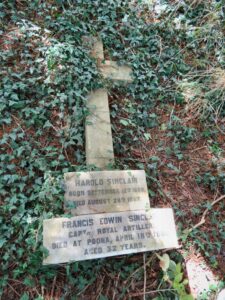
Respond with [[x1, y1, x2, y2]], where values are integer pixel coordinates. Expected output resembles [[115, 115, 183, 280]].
[[144, 133, 151, 141], [0, 238, 6, 248], [20, 293, 29, 300], [43, 120, 53, 128], [120, 119, 129, 126], [23, 277, 36, 287]]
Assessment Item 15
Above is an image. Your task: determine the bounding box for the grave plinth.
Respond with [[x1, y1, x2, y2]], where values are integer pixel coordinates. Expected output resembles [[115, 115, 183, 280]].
[[43, 208, 179, 265], [64, 170, 149, 215]]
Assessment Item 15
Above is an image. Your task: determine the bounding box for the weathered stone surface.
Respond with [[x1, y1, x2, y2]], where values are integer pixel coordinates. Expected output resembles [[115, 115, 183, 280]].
[[217, 289, 225, 300], [85, 37, 133, 168], [85, 38, 114, 168], [100, 61, 133, 83], [83, 36, 104, 60], [90, 37, 104, 60], [64, 170, 150, 215], [85, 89, 114, 168], [43, 208, 179, 265], [86, 88, 109, 112]]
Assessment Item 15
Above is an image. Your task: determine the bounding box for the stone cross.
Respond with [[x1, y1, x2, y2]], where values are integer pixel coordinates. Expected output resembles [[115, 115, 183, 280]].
[[42, 39, 179, 266], [85, 37, 133, 168]]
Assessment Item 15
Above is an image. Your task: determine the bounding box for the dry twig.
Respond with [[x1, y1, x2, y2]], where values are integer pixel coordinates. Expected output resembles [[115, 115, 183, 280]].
[[50, 275, 57, 300], [7, 283, 20, 297], [184, 194, 225, 234], [143, 253, 146, 300], [112, 272, 120, 300], [124, 254, 156, 286]]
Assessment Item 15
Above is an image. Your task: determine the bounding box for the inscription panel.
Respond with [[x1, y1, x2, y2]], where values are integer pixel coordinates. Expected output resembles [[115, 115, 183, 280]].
[[43, 208, 178, 265], [64, 170, 150, 215]]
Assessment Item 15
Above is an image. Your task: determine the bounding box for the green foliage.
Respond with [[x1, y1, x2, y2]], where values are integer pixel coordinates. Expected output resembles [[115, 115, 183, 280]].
[[168, 116, 196, 149], [1, 0, 224, 298], [0, 1, 101, 297], [157, 253, 194, 300], [196, 171, 225, 193], [190, 200, 225, 267]]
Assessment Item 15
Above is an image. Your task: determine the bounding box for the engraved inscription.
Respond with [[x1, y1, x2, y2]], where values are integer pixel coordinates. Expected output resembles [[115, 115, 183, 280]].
[[64, 170, 150, 215], [43, 208, 179, 265]]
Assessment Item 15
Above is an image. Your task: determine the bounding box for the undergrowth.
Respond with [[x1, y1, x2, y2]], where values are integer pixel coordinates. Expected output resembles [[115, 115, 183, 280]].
[[0, 0, 224, 299]]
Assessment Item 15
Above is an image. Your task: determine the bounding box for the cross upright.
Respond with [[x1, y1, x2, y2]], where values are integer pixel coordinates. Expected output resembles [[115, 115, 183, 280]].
[[85, 37, 133, 169]]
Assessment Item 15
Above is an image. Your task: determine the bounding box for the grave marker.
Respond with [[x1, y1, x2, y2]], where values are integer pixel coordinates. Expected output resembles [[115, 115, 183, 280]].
[[43, 208, 179, 265], [64, 170, 149, 215], [86, 37, 133, 168], [42, 37, 179, 265]]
